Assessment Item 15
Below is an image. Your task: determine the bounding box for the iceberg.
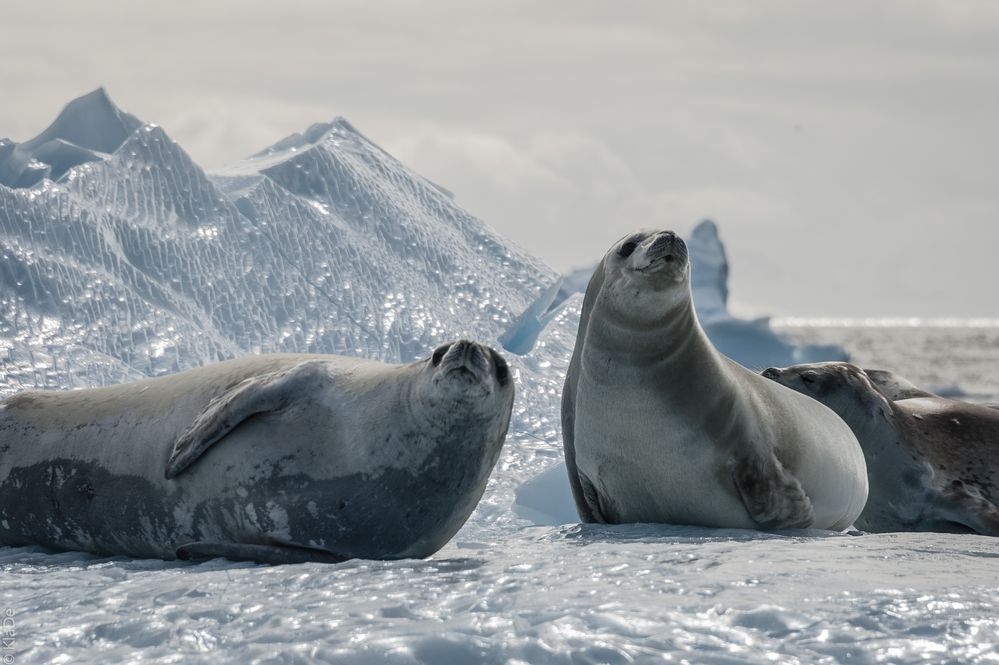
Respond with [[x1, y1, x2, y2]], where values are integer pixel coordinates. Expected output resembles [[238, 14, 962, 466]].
[[0, 88, 141, 187], [686, 218, 730, 323], [0, 90, 556, 404]]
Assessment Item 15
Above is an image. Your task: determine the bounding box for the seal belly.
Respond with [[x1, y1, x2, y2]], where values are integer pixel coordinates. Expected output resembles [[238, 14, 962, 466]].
[[0, 457, 189, 558], [756, 380, 869, 531], [572, 385, 755, 528], [0, 392, 194, 557]]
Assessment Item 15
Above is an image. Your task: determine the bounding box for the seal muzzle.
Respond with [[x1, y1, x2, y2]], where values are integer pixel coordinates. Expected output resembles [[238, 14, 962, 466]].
[[645, 231, 687, 265]]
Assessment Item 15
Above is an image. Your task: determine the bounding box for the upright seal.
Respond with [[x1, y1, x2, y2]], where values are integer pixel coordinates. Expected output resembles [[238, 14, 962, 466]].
[[763, 362, 999, 535], [0, 340, 514, 563], [562, 230, 868, 530]]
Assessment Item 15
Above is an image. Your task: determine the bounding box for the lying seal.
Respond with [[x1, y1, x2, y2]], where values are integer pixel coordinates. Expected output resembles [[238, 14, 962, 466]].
[[864, 368, 937, 400], [0, 340, 514, 563], [865, 368, 999, 409], [763, 362, 999, 535], [562, 230, 868, 530]]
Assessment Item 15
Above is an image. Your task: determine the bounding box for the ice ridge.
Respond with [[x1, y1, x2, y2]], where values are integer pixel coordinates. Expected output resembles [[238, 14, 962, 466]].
[[0, 90, 556, 406], [0, 88, 142, 188]]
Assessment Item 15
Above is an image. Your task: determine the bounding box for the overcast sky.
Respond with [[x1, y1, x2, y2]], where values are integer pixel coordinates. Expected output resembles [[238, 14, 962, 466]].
[[3, 1, 998, 317]]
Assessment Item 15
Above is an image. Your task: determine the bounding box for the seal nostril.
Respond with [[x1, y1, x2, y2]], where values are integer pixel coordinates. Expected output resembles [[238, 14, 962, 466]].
[[431, 344, 451, 367], [664, 254, 674, 263], [648, 236, 668, 253], [762, 368, 780, 380], [468, 344, 488, 371]]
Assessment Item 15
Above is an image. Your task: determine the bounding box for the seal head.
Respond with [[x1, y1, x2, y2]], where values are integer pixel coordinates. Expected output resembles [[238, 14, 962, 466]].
[[429, 339, 511, 402], [762, 362, 893, 424], [594, 230, 691, 327]]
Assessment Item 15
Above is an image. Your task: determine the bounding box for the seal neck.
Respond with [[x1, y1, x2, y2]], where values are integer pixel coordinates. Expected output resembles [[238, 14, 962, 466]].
[[581, 296, 717, 382], [831, 395, 900, 463]]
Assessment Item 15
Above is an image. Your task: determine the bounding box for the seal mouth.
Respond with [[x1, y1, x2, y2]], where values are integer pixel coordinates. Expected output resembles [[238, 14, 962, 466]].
[[439, 365, 491, 398], [635, 256, 677, 272], [444, 365, 483, 381]]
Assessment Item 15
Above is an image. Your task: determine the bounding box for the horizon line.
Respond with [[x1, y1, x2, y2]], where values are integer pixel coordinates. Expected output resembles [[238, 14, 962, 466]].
[[771, 317, 999, 328]]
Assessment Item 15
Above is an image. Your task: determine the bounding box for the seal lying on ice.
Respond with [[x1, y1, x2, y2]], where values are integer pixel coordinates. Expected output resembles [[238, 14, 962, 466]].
[[763, 362, 999, 535], [863, 368, 938, 400], [562, 230, 868, 530], [0, 341, 514, 563], [864, 368, 999, 409]]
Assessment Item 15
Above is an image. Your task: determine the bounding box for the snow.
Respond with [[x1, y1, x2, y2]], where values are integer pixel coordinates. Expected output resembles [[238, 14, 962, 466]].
[[2, 91, 999, 664], [5, 525, 999, 663]]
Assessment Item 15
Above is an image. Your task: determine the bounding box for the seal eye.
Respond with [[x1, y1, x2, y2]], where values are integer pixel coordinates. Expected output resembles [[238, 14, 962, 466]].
[[491, 350, 510, 386], [431, 344, 450, 367], [618, 241, 638, 258], [801, 371, 819, 385]]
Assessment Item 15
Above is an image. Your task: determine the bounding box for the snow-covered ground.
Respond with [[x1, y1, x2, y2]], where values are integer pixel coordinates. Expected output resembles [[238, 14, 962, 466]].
[[2, 92, 999, 664], [6, 522, 999, 664]]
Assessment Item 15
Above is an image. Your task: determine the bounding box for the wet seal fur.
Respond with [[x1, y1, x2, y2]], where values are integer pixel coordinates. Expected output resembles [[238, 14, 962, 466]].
[[562, 230, 868, 530], [763, 362, 999, 535], [0, 341, 514, 563]]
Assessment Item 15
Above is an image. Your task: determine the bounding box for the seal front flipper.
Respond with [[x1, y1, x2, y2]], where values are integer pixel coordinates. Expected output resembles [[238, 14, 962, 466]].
[[165, 360, 330, 479], [577, 470, 610, 523], [729, 451, 815, 529], [176, 540, 348, 565], [928, 481, 999, 536]]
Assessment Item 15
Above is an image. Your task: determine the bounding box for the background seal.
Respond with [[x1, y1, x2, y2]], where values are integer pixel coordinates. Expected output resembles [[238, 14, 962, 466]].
[[764, 361, 999, 535]]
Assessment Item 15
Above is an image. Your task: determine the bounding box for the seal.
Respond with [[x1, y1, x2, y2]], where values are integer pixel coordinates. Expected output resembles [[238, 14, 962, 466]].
[[0, 340, 514, 563], [562, 230, 868, 530], [762, 362, 999, 535], [865, 368, 999, 409], [863, 368, 937, 401]]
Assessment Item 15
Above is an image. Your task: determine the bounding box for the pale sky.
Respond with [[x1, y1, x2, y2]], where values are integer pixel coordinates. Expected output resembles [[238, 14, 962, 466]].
[[3, 1, 998, 317]]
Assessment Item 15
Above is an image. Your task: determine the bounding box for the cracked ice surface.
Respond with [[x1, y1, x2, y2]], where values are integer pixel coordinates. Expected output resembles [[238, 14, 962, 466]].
[[5, 528, 999, 664]]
